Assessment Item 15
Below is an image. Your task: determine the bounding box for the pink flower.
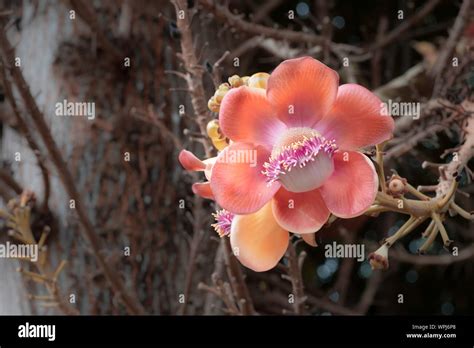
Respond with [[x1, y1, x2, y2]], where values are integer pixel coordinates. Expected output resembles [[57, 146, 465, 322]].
[[180, 57, 394, 272]]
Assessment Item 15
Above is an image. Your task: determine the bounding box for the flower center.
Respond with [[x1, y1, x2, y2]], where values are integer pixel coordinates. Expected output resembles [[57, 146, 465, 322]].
[[212, 209, 234, 237], [262, 127, 337, 193]]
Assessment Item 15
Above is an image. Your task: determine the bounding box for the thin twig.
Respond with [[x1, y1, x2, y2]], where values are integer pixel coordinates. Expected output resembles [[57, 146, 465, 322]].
[[69, 0, 122, 61], [179, 195, 206, 315], [172, 0, 213, 157], [286, 241, 306, 314], [222, 237, 256, 315], [369, 0, 442, 52], [431, 0, 472, 95], [355, 271, 383, 314], [198, 0, 362, 56]]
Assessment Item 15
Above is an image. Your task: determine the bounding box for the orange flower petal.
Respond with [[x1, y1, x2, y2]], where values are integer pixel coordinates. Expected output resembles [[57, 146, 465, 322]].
[[319, 151, 378, 218], [219, 86, 287, 149], [230, 202, 289, 272], [211, 142, 280, 214], [192, 182, 214, 200], [267, 56, 339, 128], [316, 84, 395, 151], [272, 188, 329, 234]]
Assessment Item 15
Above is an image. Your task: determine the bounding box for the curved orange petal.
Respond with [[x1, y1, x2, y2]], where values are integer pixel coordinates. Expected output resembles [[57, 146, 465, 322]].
[[210, 142, 280, 214], [272, 188, 330, 234], [230, 202, 289, 272], [219, 86, 287, 149], [315, 84, 394, 151], [192, 182, 214, 200], [319, 151, 378, 218], [267, 56, 339, 128], [178, 150, 206, 171]]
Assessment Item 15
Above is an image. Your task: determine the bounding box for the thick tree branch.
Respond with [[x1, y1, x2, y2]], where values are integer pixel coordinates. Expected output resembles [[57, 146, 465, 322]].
[[1, 64, 50, 211], [437, 101, 474, 197], [0, 27, 145, 315], [0, 168, 22, 195]]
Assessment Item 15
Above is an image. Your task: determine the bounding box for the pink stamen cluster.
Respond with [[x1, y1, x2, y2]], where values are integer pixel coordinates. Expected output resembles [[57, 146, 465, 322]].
[[212, 209, 235, 237], [262, 135, 338, 185]]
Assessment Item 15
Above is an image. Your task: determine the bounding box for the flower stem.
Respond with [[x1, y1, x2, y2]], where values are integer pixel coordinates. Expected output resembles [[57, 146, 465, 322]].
[[419, 225, 439, 253], [436, 177, 459, 210], [421, 219, 436, 238], [406, 183, 430, 200], [385, 216, 416, 246], [364, 205, 391, 216], [450, 201, 473, 220], [385, 216, 427, 245], [431, 212, 452, 247]]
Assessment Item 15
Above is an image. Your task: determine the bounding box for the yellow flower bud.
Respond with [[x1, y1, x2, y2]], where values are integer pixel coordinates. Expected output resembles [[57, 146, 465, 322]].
[[228, 75, 243, 88], [206, 119, 221, 138], [214, 88, 227, 103], [248, 72, 270, 89], [386, 174, 408, 198], [219, 83, 231, 91], [207, 119, 229, 150], [241, 76, 250, 85], [208, 97, 220, 113], [212, 138, 228, 151]]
